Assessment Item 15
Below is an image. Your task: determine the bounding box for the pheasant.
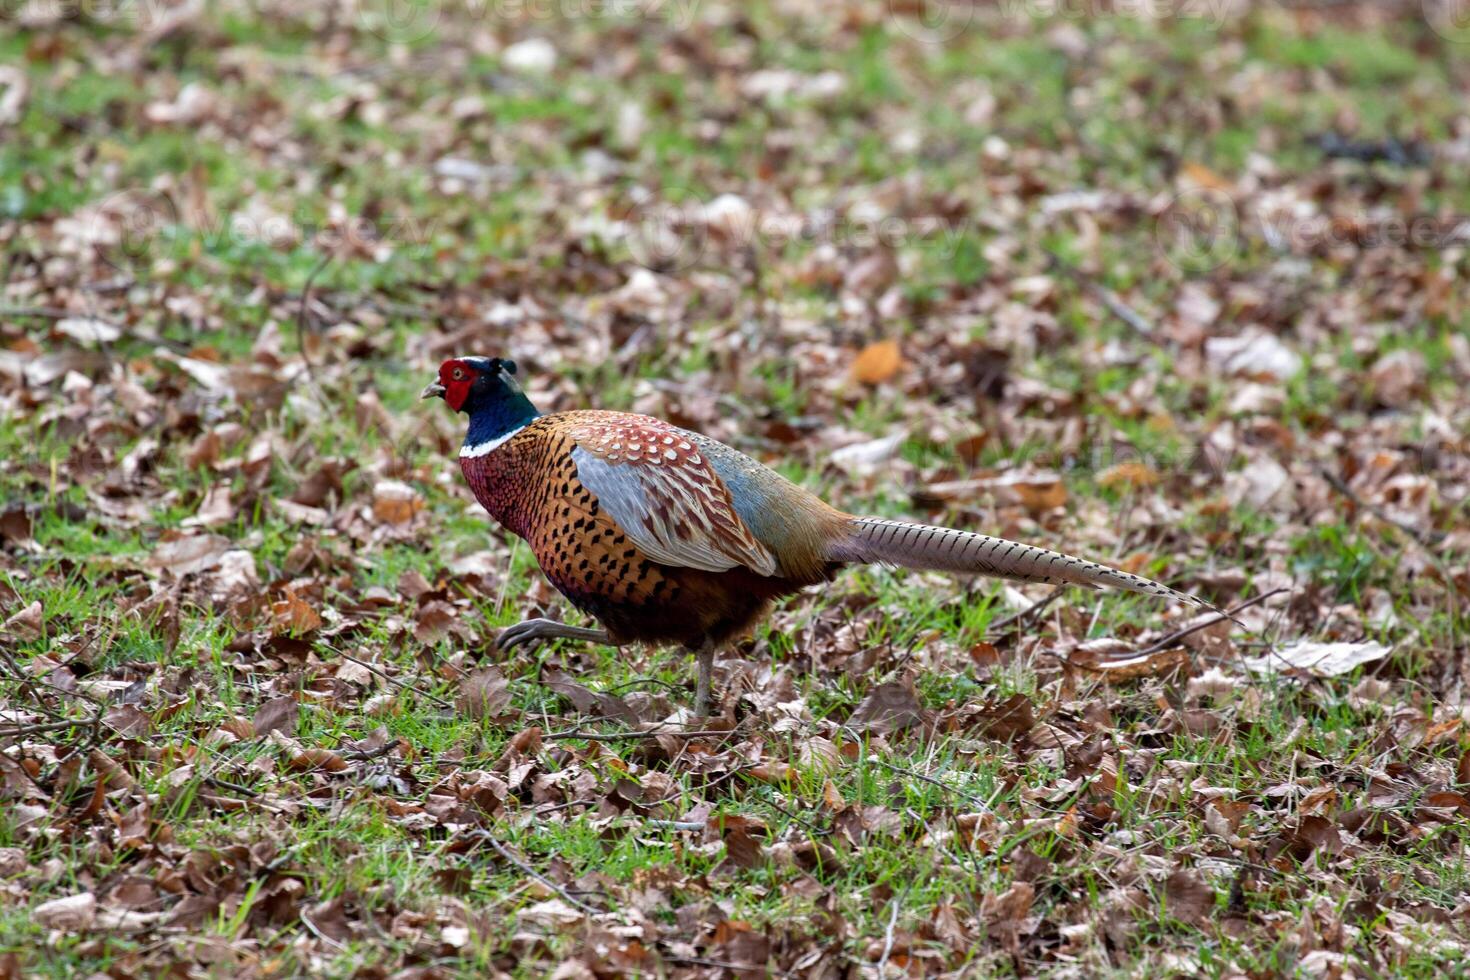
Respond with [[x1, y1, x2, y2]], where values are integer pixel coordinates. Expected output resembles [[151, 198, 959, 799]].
[[424, 356, 1215, 716]]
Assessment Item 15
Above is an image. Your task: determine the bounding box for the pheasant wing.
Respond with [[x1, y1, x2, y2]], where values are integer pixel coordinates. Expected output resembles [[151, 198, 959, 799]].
[[567, 415, 778, 576]]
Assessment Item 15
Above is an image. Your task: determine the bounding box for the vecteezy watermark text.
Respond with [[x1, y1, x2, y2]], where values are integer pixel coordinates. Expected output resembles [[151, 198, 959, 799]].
[[1155, 187, 1470, 273], [65, 191, 440, 276], [357, 0, 703, 43], [625, 196, 979, 272], [3, 0, 703, 41]]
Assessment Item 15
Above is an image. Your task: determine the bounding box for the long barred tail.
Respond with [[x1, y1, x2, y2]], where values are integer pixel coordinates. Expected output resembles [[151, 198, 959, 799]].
[[829, 517, 1213, 611]]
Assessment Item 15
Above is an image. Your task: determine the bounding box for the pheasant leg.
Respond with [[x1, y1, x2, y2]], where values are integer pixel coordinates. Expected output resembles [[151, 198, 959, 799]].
[[693, 643, 718, 719], [496, 618, 610, 652]]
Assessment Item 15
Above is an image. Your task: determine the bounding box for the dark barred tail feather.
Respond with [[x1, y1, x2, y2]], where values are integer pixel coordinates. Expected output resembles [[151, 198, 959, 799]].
[[829, 517, 1214, 611]]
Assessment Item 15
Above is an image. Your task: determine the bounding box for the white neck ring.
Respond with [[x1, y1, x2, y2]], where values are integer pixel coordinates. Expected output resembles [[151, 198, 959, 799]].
[[459, 424, 526, 459]]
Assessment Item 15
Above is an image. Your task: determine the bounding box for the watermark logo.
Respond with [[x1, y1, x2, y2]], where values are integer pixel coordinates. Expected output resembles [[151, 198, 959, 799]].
[[352, 0, 704, 44], [887, 0, 977, 42], [626, 194, 709, 273], [359, 0, 443, 44], [1154, 187, 1240, 274], [66, 190, 439, 278], [619, 189, 981, 274], [74, 190, 181, 278], [1424, 0, 1470, 44]]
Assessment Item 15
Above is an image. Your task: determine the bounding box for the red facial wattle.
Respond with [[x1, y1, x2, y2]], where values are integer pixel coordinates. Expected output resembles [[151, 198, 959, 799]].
[[440, 361, 475, 412]]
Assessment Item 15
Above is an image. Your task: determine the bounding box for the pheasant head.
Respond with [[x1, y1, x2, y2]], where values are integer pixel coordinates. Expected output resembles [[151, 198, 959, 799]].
[[421, 356, 541, 453]]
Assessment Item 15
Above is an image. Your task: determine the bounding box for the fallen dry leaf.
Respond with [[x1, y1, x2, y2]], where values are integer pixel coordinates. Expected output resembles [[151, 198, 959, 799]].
[[147, 532, 231, 576], [252, 696, 299, 738], [56, 317, 121, 345], [1205, 331, 1301, 382], [33, 892, 96, 931], [270, 588, 322, 633], [286, 748, 349, 773], [1179, 161, 1233, 191], [102, 704, 151, 739], [2, 600, 43, 641], [1097, 461, 1160, 490], [1164, 869, 1214, 926], [457, 668, 512, 719], [1067, 642, 1189, 681], [0, 505, 33, 545], [851, 340, 903, 385], [372, 481, 423, 525], [848, 679, 924, 734], [1243, 641, 1391, 677]]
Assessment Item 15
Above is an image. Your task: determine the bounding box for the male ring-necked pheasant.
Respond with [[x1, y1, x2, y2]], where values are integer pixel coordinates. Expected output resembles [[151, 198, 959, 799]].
[[425, 356, 1214, 716]]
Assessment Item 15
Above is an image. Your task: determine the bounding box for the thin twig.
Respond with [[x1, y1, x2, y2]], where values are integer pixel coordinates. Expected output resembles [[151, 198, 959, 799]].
[[0, 716, 106, 739], [295, 250, 335, 385], [867, 756, 999, 813], [663, 955, 783, 975], [1315, 464, 1444, 548], [299, 907, 347, 952], [1045, 249, 1157, 337], [0, 305, 91, 320], [545, 726, 741, 742], [206, 775, 264, 797], [82, 276, 135, 294], [876, 880, 909, 976], [467, 829, 600, 915], [324, 646, 454, 708], [0, 647, 66, 721], [987, 586, 1066, 635], [338, 740, 399, 763], [644, 819, 705, 831], [604, 676, 684, 695], [1132, 588, 1287, 658], [664, 963, 782, 975], [531, 798, 598, 815]]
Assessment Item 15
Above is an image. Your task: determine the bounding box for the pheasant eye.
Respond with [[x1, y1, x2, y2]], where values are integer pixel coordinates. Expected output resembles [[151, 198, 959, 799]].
[[452, 368, 464, 380]]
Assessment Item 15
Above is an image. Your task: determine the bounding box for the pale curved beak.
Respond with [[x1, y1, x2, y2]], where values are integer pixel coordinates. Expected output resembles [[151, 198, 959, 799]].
[[420, 382, 446, 400]]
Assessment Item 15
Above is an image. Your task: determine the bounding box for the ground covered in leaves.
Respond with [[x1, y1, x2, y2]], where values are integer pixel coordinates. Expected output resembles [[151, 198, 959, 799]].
[[3, 0, 1470, 976]]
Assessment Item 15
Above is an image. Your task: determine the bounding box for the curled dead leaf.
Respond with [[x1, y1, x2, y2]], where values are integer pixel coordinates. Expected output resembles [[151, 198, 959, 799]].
[[146, 532, 231, 577], [989, 471, 1067, 513], [457, 668, 512, 719], [971, 693, 1035, 742], [287, 748, 349, 773], [182, 485, 235, 529], [1180, 161, 1232, 191], [0, 505, 33, 546], [34, 892, 96, 931], [0, 847, 24, 876], [372, 481, 423, 525], [718, 815, 769, 870], [851, 339, 903, 385], [1097, 461, 1160, 490], [798, 736, 841, 775], [968, 642, 1001, 669], [1243, 641, 1390, 677], [848, 678, 925, 735], [2, 600, 43, 641], [102, 704, 152, 739], [270, 588, 322, 634], [252, 696, 299, 738], [1067, 640, 1189, 681], [982, 880, 1035, 925], [1164, 870, 1214, 926]]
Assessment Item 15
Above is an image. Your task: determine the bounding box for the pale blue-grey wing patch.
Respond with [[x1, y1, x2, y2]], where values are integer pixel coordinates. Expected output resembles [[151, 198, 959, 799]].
[[570, 445, 778, 576], [690, 432, 820, 557]]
